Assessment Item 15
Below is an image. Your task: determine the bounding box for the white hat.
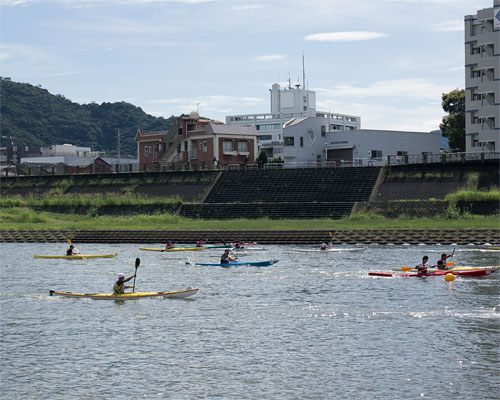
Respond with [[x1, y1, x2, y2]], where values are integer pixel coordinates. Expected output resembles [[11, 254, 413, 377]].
[[117, 273, 125, 280]]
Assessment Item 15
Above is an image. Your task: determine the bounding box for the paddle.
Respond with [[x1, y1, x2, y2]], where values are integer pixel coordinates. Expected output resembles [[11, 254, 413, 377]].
[[402, 262, 454, 272], [220, 237, 239, 261], [132, 258, 140, 292], [328, 231, 334, 248]]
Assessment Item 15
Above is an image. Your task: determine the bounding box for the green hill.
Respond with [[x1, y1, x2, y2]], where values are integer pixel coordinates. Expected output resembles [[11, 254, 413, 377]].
[[0, 77, 176, 157]]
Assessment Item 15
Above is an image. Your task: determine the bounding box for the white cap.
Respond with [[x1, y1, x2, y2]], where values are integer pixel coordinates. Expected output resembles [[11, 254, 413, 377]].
[[117, 273, 125, 280]]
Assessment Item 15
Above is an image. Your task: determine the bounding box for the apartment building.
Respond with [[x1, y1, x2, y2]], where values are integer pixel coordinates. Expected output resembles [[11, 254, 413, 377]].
[[465, 0, 500, 152], [226, 83, 360, 160]]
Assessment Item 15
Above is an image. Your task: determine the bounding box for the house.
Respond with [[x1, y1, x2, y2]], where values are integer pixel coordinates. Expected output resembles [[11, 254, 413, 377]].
[[136, 112, 258, 171]]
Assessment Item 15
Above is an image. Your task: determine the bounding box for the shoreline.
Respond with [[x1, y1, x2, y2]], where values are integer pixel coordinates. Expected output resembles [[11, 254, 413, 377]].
[[1, 228, 498, 245]]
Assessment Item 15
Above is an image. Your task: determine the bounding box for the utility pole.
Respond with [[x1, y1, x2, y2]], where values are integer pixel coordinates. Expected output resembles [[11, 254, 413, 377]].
[[117, 129, 121, 172]]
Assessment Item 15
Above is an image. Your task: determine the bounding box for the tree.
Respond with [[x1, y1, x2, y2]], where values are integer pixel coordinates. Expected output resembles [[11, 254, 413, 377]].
[[440, 89, 465, 152], [256, 150, 268, 166]]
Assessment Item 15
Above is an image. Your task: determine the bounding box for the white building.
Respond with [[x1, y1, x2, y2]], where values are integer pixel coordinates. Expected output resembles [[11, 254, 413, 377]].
[[281, 116, 440, 166], [464, 1, 500, 152], [226, 83, 360, 159], [40, 144, 104, 158]]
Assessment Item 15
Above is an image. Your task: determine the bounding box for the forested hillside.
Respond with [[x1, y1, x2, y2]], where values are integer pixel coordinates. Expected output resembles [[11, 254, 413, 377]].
[[0, 77, 176, 157]]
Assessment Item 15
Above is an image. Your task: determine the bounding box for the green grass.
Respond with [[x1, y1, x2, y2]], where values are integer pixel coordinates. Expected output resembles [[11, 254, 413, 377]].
[[0, 194, 183, 208], [0, 208, 497, 230], [445, 189, 500, 202]]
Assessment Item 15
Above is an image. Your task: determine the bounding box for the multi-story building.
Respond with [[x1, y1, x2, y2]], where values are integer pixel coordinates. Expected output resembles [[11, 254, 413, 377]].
[[136, 112, 258, 171], [464, 0, 500, 152], [226, 83, 360, 160]]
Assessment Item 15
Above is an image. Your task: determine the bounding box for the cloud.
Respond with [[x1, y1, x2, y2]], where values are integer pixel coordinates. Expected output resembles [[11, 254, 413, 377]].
[[0, 0, 215, 5], [254, 55, 287, 62], [231, 4, 265, 11], [429, 20, 463, 32], [148, 95, 266, 116], [314, 78, 455, 100], [0, 43, 50, 62], [304, 31, 389, 42], [0, 0, 28, 5]]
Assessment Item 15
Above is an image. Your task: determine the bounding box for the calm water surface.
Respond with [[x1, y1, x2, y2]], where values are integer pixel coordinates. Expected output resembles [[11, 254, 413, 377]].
[[1, 243, 499, 399]]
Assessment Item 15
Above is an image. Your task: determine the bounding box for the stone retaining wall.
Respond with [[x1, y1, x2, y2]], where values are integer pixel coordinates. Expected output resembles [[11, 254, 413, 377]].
[[1, 229, 498, 245]]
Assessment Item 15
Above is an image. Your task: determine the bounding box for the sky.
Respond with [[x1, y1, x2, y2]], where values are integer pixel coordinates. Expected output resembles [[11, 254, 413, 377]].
[[0, 0, 495, 132]]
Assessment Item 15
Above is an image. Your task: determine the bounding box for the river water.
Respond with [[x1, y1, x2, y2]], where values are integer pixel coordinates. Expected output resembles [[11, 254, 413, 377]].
[[0, 242, 499, 399]]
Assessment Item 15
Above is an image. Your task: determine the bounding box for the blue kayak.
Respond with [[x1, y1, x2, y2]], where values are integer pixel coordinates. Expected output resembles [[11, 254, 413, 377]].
[[193, 259, 279, 267]]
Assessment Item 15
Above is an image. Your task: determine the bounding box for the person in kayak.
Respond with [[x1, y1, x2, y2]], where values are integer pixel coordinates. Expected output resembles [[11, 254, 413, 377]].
[[165, 240, 174, 250], [416, 256, 431, 274], [221, 249, 232, 264], [320, 242, 328, 250], [66, 245, 80, 256], [435, 253, 453, 270], [196, 239, 205, 247], [233, 240, 241, 249], [113, 273, 136, 294]]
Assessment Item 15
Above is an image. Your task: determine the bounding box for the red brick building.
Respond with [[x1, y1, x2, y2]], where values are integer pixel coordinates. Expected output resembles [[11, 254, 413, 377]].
[[136, 113, 257, 171]]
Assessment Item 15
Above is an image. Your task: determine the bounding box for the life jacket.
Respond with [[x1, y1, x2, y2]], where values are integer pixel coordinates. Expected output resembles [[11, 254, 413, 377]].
[[114, 281, 125, 294], [66, 249, 73, 256]]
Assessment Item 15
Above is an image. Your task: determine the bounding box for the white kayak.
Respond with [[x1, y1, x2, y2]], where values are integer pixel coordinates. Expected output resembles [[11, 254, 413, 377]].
[[290, 248, 364, 253]]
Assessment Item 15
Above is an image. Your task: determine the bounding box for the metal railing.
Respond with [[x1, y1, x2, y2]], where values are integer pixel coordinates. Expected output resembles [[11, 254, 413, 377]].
[[2, 151, 498, 177]]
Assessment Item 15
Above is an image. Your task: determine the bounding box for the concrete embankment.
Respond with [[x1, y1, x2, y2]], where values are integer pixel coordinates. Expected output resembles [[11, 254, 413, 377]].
[[1, 229, 498, 245]]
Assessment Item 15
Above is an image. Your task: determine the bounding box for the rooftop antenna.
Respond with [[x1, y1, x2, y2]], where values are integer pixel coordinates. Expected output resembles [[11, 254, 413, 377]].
[[302, 53, 306, 90]]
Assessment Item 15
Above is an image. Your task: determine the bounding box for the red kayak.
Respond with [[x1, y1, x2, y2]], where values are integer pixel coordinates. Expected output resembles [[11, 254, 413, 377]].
[[369, 267, 497, 278]]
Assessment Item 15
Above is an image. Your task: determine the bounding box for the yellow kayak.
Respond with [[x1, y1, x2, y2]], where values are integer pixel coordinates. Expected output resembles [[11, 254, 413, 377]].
[[139, 247, 204, 252], [487, 247, 500, 251], [34, 253, 118, 259], [49, 288, 199, 300]]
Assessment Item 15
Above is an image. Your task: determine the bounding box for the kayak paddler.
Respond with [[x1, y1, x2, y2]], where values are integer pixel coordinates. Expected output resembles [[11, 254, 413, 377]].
[[66, 244, 80, 256], [165, 240, 174, 250], [113, 273, 136, 294], [320, 242, 328, 250], [221, 249, 232, 264], [435, 253, 452, 270], [416, 256, 430, 275]]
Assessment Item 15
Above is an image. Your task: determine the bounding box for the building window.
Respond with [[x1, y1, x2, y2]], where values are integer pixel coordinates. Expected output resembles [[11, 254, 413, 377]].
[[258, 135, 272, 141], [471, 113, 480, 124], [144, 146, 152, 157], [303, 106, 307, 111], [300, 137, 304, 147], [471, 91, 481, 101], [238, 141, 248, 153], [471, 70, 481, 78], [223, 140, 233, 152], [471, 46, 480, 55], [284, 137, 295, 146], [203, 141, 207, 152], [472, 135, 479, 147], [321, 126, 326, 136], [199, 142, 203, 151], [370, 150, 382, 159], [257, 124, 281, 131]]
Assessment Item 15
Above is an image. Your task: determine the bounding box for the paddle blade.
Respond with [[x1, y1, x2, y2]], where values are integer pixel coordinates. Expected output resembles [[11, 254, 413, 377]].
[[401, 267, 412, 272], [329, 232, 333, 238], [135, 258, 140, 269], [67, 238, 72, 244], [445, 262, 455, 267]]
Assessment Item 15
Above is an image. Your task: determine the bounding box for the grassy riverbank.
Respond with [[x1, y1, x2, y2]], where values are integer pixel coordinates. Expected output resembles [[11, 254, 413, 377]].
[[1, 207, 498, 230]]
